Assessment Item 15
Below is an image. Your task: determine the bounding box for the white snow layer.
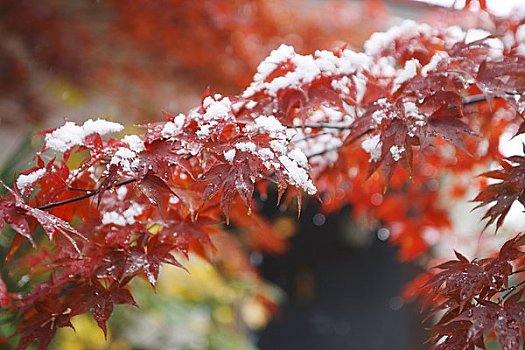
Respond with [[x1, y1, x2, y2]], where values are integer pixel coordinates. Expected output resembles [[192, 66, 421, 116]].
[[16, 168, 46, 192], [45, 119, 124, 152]]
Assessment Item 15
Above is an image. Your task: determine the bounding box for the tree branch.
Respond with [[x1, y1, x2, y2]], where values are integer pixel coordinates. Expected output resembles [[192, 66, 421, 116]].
[[462, 94, 488, 106], [38, 178, 137, 210], [37, 95, 490, 209], [285, 123, 351, 130]]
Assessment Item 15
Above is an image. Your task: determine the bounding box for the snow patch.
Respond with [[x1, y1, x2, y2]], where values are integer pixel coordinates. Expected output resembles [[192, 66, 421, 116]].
[[390, 145, 405, 161], [161, 114, 186, 139], [278, 155, 316, 195], [392, 59, 420, 92], [102, 202, 144, 226], [289, 148, 308, 167], [235, 142, 257, 153], [110, 147, 138, 173], [254, 115, 286, 134], [16, 168, 46, 192], [45, 119, 124, 152], [361, 135, 382, 162], [270, 140, 288, 154], [224, 149, 236, 163], [82, 119, 124, 136], [122, 135, 145, 153], [422, 52, 448, 76], [364, 20, 432, 56]]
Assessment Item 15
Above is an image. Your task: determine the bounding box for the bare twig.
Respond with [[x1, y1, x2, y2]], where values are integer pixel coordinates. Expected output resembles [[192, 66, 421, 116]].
[[38, 178, 137, 210]]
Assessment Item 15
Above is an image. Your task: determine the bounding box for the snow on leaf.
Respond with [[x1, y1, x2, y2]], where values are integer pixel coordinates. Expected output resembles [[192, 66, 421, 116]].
[[44, 119, 123, 152]]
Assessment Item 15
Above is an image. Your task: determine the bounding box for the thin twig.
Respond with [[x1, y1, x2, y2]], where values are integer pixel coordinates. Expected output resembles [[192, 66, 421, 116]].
[[462, 94, 488, 106], [285, 124, 352, 130], [502, 280, 525, 300], [36, 95, 490, 209], [291, 131, 333, 144], [38, 178, 137, 210], [307, 128, 372, 159], [510, 269, 525, 276]]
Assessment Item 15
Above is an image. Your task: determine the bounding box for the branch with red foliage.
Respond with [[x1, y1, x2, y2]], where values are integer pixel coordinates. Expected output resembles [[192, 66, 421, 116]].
[[423, 234, 525, 350], [2, 7, 525, 350]]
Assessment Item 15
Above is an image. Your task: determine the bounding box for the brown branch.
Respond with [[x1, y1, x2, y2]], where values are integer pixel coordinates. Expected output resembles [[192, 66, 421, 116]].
[[291, 131, 333, 144], [462, 94, 489, 106], [38, 178, 137, 210], [306, 94, 489, 159], [285, 123, 351, 130], [37, 95, 490, 209], [307, 128, 373, 159], [501, 279, 525, 300]]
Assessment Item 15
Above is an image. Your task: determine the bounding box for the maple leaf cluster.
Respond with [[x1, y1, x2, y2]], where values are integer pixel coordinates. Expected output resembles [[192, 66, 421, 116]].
[[423, 235, 525, 350], [2, 2, 525, 349]]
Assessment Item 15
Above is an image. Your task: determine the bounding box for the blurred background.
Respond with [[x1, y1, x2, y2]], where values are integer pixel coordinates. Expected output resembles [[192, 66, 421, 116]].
[[1, 0, 523, 349]]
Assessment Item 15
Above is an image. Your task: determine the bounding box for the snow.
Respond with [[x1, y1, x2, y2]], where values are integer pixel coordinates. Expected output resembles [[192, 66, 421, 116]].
[[113, 147, 135, 160], [289, 148, 308, 167], [122, 135, 145, 153], [352, 73, 367, 104], [517, 25, 525, 56], [110, 147, 138, 173], [404, 101, 418, 116], [392, 59, 420, 91], [245, 100, 258, 109], [45, 119, 124, 152], [173, 114, 186, 128], [390, 145, 405, 161], [102, 202, 144, 226], [45, 122, 85, 152], [361, 135, 382, 162], [82, 119, 124, 136], [224, 149, 236, 163], [254, 115, 286, 134], [253, 44, 295, 82], [465, 28, 491, 44], [102, 211, 127, 226], [235, 141, 257, 153], [161, 114, 185, 139], [196, 124, 213, 138], [161, 122, 178, 138], [517, 25, 525, 43], [364, 20, 432, 56], [422, 52, 448, 76], [370, 57, 397, 77], [416, 0, 525, 17], [444, 26, 465, 43], [340, 50, 373, 73], [202, 97, 231, 121], [16, 168, 46, 192], [122, 202, 144, 225], [270, 140, 288, 154], [372, 110, 387, 125], [243, 45, 371, 97], [278, 155, 317, 195], [191, 97, 232, 138], [258, 148, 274, 161], [465, 29, 503, 58], [116, 186, 128, 201], [331, 76, 351, 94]]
